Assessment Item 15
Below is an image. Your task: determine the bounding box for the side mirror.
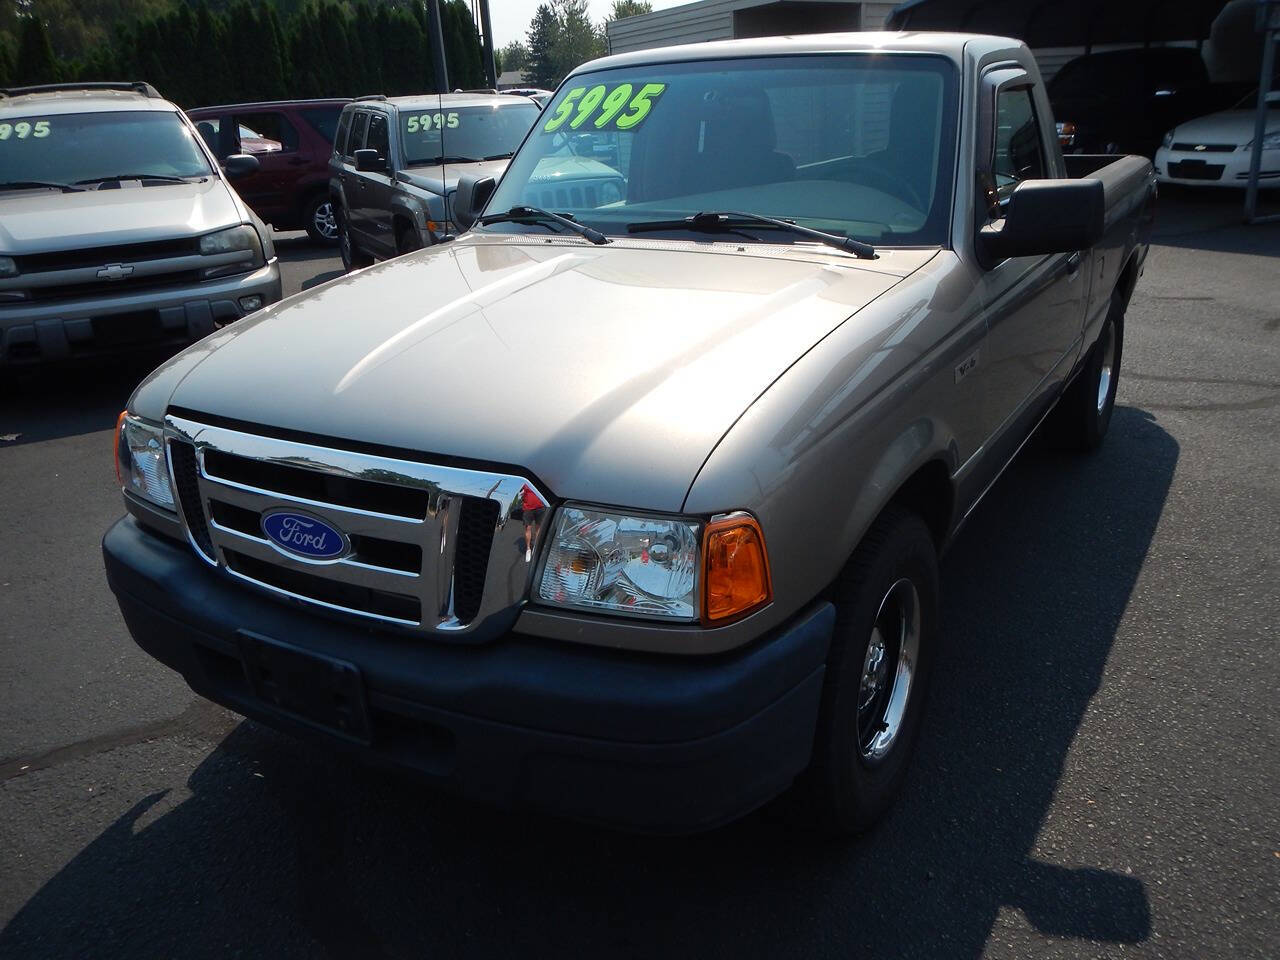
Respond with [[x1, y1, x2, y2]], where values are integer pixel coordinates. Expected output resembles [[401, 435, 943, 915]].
[[222, 153, 259, 180], [453, 174, 497, 232], [978, 179, 1104, 267], [354, 148, 387, 173]]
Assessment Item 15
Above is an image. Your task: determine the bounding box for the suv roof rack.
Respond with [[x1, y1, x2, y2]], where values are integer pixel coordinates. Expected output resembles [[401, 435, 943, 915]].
[[0, 80, 162, 99], [456, 88, 499, 95], [353, 94, 388, 102]]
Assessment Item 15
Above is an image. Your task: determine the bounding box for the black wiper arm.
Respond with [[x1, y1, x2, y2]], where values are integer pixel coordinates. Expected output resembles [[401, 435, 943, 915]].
[[434, 155, 483, 164], [0, 179, 84, 193], [74, 173, 199, 185], [479, 205, 610, 245], [482, 152, 514, 161], [628, 210, 876, 259]]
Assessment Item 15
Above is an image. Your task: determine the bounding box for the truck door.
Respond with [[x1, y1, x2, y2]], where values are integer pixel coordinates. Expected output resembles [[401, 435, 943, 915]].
[[342, 111, 371, 242], [359, 111, 397, 257], [977, 72, 1089, 448]]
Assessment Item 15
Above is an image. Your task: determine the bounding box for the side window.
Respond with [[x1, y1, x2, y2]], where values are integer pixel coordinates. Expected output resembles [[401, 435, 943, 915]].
[[349, 111, 370, 154], [333, 110, 352, 156], [233, 111, 300, 154], [366, 112, 389, 160], [302, 106, 343, 145], [990, 88, 1045, 213], [192, 116, 220, 153]]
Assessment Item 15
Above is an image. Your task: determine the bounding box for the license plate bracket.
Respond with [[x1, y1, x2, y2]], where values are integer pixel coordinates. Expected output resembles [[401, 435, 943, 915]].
[[238, 631, 372, 743]]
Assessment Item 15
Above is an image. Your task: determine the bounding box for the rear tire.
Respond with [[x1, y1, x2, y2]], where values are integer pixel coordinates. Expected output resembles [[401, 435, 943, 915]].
[[799, 507, 939, 834], [1047, 296, 1123, 452], [338, 206, 373, 272], [303, 193, 340, 246]]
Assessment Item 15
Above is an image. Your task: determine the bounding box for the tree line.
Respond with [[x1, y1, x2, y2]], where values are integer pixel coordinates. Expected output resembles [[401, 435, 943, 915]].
[[496, 0, 652, 89], [0, 0, 487, 107]]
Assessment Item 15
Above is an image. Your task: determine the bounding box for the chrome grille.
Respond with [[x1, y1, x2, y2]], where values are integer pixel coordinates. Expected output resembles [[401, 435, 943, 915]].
[[165, 414, 548, 637]]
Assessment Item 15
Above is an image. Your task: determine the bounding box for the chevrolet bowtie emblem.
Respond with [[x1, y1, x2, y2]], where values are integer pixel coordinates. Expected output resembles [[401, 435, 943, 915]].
[[1194, 144, 1207, 151], [96, 263, 135, 281]]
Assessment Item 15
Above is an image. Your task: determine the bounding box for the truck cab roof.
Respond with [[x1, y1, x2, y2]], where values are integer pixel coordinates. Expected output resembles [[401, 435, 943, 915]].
[[0, 82, 174, 119]]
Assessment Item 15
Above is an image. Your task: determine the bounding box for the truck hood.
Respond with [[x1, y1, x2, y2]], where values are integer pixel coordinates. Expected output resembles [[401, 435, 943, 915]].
[[396, 159, 510, 196], [163, 237, 932, 511], [0, 178, 242, 254]]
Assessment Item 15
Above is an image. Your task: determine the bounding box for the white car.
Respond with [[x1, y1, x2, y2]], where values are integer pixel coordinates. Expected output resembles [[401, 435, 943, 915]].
[[1155, 90, 1279, 188]]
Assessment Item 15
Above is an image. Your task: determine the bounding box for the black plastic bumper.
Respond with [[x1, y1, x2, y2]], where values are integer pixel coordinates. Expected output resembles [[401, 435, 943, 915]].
[[103, 517, 834, 833]]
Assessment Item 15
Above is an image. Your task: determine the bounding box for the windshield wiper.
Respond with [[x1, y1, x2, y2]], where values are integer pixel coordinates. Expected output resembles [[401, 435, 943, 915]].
[[0, 180, 84, 193], [479, 205, 610, 245], [628, 211, 876, 259], [431, 155, 483, 164], [74, 174, 201, 185], [482, 152, 514, 161]]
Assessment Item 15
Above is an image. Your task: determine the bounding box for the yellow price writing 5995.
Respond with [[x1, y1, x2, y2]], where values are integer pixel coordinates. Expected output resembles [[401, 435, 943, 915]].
[[543, 83, 665, 133], [0, 120, 51, 141]]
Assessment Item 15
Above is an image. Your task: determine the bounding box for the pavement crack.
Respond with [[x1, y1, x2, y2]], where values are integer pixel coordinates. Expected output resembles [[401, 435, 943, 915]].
[[0, 699, 235, 781]]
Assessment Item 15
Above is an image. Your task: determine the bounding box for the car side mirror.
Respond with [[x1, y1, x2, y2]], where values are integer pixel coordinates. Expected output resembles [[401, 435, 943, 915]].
[[978, 178, 1104, 267], [222, 153, 259, 181], [354, 149, 387, 173], [453, 174, 497, 232]]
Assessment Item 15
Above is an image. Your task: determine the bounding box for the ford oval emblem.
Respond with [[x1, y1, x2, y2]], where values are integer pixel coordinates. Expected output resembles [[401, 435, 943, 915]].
[[261, 509, 349, 561]]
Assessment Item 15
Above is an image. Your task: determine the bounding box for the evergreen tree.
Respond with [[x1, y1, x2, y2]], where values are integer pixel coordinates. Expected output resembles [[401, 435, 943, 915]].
[[15, 16, 59, 84], [608, 1, 653, 21], [551, 0, 604, 81], [525, 4, 559, 89], [0, 33, 14, 87]]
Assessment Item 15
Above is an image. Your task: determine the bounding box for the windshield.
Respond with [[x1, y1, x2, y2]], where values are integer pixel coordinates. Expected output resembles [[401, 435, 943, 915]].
[[0, 110, 213, 187], [481, 54, 958, 247], [400, 101, 540, 166]]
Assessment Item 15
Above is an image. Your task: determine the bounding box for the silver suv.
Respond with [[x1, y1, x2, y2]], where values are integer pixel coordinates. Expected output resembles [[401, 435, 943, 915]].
[[0, 82, 282, 366]]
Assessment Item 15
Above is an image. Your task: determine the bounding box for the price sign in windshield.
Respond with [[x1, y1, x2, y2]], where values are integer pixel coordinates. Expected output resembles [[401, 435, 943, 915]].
[[0, 120, 52, 141], [406, 112, 459, 133], [543, 83, 665, 133]]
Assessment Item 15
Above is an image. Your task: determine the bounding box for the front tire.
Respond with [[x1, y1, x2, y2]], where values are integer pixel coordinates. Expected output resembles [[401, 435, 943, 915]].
[[1048, 296, 1124, 452], [338, 206, 373, 272], [801, 507, 939, 834]]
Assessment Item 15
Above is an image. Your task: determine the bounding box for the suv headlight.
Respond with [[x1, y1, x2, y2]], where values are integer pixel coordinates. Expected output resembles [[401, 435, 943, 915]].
[[535, 505, 771, 623], [115, 413, 174, 510], [199, 224, 264, 278], [1161, 129, 1175, 149], [0, 255, 17, 278]]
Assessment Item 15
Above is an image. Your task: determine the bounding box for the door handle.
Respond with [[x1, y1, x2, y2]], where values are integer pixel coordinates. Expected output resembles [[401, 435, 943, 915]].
[[1066, 252, 1082, 276]]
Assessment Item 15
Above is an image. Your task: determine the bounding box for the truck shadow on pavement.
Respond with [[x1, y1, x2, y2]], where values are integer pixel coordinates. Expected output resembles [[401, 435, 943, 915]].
[[0, 405, 1176, 959]]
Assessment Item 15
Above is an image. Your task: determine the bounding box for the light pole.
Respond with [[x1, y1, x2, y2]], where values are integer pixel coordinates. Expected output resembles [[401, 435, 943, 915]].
[[1245, 0, 1279, 223]]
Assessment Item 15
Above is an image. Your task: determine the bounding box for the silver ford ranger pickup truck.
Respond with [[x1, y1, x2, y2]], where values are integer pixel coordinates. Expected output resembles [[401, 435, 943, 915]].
[[104, 34, 1154, 834], [0, 82, 281, 366]]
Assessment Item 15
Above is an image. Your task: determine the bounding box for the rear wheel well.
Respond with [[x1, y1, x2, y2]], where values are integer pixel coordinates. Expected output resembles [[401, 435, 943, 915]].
[[1115, 253, 1140, 310], [885, 459, 954, 550]]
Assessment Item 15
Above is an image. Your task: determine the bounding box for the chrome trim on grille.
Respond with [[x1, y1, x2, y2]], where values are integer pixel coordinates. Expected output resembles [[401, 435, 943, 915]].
[[165, 413, 549, 636]]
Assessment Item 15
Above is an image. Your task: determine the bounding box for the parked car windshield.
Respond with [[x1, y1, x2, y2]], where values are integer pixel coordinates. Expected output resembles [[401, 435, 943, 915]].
[[400, 101, 540, 166], [0, 110, 213, 187], [481, 54, 959, 247]]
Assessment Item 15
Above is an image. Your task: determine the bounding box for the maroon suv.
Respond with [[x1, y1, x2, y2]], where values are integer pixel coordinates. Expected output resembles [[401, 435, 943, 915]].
[[187, 99, 351, 244]]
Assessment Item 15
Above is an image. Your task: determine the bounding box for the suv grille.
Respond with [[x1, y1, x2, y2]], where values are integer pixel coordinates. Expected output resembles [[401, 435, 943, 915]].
[[166, 414, 549, 635]]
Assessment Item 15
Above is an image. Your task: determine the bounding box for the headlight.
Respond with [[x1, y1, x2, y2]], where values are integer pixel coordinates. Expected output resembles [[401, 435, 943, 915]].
[[1161, 129, 1175, 148], [537, 506, 700, 620], [0, 255, 17, 278], [535, 505, 772, 623], [1262, 131, 1280, 150], [199, 224, 264, 278], [115, 413, 175, 510]]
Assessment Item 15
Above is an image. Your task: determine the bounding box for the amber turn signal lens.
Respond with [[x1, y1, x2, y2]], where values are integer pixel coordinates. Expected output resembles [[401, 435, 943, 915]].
[[703, 513, 772, 623]]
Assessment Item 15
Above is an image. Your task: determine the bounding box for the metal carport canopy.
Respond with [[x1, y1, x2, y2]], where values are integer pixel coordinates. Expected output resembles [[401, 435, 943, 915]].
[[885, 0, 1232, 48]]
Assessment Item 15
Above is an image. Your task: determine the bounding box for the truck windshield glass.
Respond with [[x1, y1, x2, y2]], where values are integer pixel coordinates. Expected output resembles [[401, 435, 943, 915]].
[[481, 54, 958, 247], [400, 102, 540, 166], [0, 111, 213, 188]]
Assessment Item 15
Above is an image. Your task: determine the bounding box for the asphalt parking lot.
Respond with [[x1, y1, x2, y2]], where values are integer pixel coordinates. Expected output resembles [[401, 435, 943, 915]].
[[1, 196, 1277, 959]]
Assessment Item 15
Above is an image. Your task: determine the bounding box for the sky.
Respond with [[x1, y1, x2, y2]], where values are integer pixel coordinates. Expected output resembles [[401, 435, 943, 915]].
[[488, 0, 689, 48]]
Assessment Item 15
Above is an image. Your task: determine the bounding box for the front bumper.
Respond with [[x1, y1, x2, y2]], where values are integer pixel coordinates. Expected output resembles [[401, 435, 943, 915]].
[[1154, 146, 1280, 188], [0, 260, 282, 365], [103, 517, 833, 833]]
